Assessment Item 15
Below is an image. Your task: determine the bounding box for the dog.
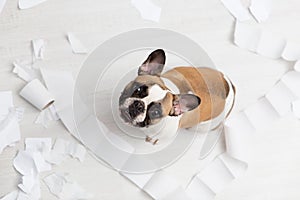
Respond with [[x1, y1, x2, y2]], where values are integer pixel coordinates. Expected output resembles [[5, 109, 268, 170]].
[[119, 49, 235, 145]]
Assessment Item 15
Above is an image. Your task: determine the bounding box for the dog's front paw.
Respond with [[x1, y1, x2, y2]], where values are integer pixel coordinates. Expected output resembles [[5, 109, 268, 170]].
[[145, 136, 159, 145]]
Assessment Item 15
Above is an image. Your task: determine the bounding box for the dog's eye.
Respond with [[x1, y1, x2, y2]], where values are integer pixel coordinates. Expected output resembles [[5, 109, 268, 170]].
[[132, 85, 148, 98], [148, 103, 162, 119], [149, 109, 161, 119]]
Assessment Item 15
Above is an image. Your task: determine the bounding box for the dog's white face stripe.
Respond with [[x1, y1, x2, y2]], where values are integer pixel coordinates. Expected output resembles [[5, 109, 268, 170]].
[[144, 84, 168, 105]]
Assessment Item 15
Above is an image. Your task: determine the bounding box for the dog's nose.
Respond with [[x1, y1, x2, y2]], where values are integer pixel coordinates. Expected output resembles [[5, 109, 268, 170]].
[[129, 100, 145, 118]]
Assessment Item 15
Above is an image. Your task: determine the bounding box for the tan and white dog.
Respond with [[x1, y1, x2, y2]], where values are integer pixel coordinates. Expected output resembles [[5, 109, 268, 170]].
[[119, 49, 235, 145]]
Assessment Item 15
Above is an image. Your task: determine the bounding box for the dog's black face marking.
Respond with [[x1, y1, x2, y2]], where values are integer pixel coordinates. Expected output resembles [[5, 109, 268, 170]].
[[131, 85, 148, 99], [119, 82, 149, 106], [129, 100, 145, 119], [136, 102, 163, 128]]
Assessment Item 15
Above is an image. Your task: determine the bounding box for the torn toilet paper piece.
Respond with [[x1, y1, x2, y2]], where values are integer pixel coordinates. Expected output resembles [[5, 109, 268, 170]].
[[40, 68, 77, 135], [13, 150, 52, 175], [13, 151, 37, 176], [294, 60, 300, 72], [0, 0, 7, 15], [292, 100, 300, 119], [234, 22, 286, 59], [234, 21, 261, 52], [186, 153, 247, 200], [18, 0, 47, 9], [67, 33, 87, 54], [256, 31, 286, 59], [265, 81, 297, 116], [281, 41, 300, 61], [45, 138, 86, 164], [143, 170, 182, 200], [244, 97, 280, 130], [234, 21, 300, 60], [224, 111, 255, 162], [15, 107, 25, 122], [131, 0, 161, 22], [43, 172, 93, 199], [12, 60, 40, 82], [249, 0, 272, 23], [20, 79, 55, 110], [161, 187, 192, 200], [35, 105, 59, 128], [32, 39, 45, 60], [0, 91, 21, 154], [0, 190, 19, 200], [18, 174, 41, 199], [9, 137, 87, 200], [14, 138, 53, 176], [25, 138, 52, 154], [281, 70, 300, 98], [121, 172, 155, 189], [220, 0, 251, 21], [122, 170, 182, 200]]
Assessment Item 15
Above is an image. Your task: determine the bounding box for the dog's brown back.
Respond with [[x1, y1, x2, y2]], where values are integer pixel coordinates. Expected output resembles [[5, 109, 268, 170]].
[[162, 67, 230, 128]]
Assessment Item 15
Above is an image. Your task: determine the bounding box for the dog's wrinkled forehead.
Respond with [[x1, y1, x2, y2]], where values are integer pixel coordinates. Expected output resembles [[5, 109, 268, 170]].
[[119, 75, 167, 104], [121, 81, 167, 104]]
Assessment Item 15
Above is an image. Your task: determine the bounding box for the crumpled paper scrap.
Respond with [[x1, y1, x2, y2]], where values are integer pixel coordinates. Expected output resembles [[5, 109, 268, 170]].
[[294, 60, 300, 72], [67, 33, 87, 54], [249, 0, 272, 23], [220, 0, 251, 21], [131, 0, 161, 22], [35, 104, 60, 128], [186, 153, 247, 200], [234, 21, 300, 61], [43, 172, 93, 200], [12, 60, 41, 82], [2, 137, 88, 200], [45, 138, 87, 164], [32, 39, 45, 60], [18, 0, 47, 10], [220, 0, 272, 22], [0, 91, 22, 154], [292, 100, 300, 119]]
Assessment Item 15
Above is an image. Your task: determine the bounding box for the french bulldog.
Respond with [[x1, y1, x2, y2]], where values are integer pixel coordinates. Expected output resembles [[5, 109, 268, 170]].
[[119, 49, 235, 145]]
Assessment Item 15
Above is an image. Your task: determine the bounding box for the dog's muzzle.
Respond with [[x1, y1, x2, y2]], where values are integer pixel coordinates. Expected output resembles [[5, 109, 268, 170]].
[[120, 99, 146, 123]]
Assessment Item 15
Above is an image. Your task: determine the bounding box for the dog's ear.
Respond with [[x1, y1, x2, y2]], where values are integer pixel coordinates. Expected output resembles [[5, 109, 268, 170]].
[[138, 49, 166, 76], [170, 94, 201, 116]]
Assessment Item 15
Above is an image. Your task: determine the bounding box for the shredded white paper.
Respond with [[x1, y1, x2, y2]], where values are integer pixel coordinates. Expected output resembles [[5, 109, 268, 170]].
[[234, 21, 300, 61], [249, 0, 272, 23], [292, 100, 300, 119], [18, 0, 47, 10], [32, 39, 45, 60], [35, 105, 59, 128], [44, 172, 93, 199], [220, 0, 251, 21], [67, 33, 87, 54], [12, 60, 40, 82], [294, 60, 300, 72], [0, 91, 21, 154], [131, 0, 161, 22]]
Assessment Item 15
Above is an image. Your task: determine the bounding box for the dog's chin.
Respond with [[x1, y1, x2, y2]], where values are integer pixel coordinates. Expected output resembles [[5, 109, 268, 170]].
[[122, 120, 149, 129]]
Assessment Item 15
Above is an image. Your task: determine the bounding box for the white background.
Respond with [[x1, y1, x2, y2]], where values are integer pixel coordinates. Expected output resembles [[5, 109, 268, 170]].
[[1, 0, 300, 199]]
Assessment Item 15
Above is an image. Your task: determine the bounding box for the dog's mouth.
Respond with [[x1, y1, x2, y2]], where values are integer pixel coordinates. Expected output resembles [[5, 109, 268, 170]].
[[119, 108, 150, 128], [120, 109, 131, 123]]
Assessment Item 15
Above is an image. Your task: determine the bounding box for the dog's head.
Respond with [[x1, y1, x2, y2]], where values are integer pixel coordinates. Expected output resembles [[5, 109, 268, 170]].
[[119, 49, 201, 128]]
